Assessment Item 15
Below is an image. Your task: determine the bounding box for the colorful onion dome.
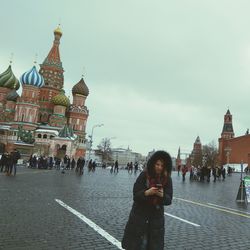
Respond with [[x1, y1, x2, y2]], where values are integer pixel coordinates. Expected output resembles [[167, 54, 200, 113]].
[[20, 66, 44, 88], [72, 78, 89, 96], [59, 124, 74, 138], [54, 25, 62, 36], [0, 65, 20, 90], [52, 89, 70, 107], [6, 89, 19, 102]]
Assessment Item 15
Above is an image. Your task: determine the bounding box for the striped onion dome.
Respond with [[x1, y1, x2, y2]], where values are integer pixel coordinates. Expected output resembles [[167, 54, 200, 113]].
[[72, 78, 89, 96], [52, 89, 70, 107], [20, 66, 44, 88], [6, 89, 19, 102], [0, 65, 20, 90]]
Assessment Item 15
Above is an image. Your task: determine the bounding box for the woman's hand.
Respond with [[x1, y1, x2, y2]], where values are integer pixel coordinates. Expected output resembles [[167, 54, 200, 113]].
[[156, 188, 164, 198], [144, 187, 158, 196]]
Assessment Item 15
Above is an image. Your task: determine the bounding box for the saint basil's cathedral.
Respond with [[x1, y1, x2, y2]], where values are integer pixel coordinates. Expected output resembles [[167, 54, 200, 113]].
[[0, 26, 89, 159]]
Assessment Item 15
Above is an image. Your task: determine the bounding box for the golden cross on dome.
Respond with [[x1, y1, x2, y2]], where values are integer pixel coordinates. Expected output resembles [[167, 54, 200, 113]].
[[33, 53, 38, 65], [82, 66, 86, 78], [9, 53, 14, 65]]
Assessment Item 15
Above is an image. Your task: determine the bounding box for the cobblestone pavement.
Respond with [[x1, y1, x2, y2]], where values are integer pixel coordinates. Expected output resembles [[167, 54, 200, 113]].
[[0, 167, 249, 250]]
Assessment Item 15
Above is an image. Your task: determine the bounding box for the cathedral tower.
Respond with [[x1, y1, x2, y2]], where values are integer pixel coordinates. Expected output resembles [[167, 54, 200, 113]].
[[38, 26, 64, 124], [68, 77, 89, 145], [14, 66, 44, 130]]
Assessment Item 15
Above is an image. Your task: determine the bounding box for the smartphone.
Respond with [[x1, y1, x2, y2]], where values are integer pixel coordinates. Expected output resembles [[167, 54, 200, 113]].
[[156, 184, 162, 189]]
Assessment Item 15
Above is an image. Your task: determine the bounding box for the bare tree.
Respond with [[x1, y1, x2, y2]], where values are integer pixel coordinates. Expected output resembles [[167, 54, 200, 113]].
[[202, 141, 218, 168], [96, 138, 113, 163]]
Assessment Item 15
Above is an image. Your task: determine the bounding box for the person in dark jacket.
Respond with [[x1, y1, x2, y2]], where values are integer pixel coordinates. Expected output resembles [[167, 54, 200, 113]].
[[182, 165, 188, 181], [122, 150, 173, 250], [212, 166, 217, 182], [77, 157, 85, 175], [49, 156, 54, 169], [9, 149, 21, 176], [114, 160, 119, 173], [0, 152, 8, 172], [71, 158, 76, 170]]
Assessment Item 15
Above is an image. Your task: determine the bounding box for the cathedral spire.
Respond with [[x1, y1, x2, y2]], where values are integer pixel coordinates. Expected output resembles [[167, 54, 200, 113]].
[[42, 25, 63, 69], [177, 147, 181, 159], [39, 25, 64, 89]]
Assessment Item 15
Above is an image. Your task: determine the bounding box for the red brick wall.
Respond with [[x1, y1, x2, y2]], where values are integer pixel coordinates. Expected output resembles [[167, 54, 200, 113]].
[[219, 135, 250, 164]]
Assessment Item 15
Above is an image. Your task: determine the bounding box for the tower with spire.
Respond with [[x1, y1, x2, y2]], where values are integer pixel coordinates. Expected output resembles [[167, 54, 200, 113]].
[[38, 25, 64, 124], [190, 136, 203, 167], [221, 109, 234, 139], [176, 147, 182, 170]]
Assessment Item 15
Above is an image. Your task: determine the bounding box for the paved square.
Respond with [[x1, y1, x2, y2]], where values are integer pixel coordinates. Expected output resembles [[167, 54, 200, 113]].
[[0, 168, 249, 250]]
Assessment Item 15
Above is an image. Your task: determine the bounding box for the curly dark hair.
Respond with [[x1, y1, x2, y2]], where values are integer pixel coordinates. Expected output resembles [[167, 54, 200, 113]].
[[146, 150, 172, 177]]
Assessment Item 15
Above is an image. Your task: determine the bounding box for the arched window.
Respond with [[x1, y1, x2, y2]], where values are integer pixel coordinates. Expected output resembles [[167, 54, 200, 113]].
[[38, 134, 42, 138], [43, 134, 47, 139], [50, 135, 54, 139]]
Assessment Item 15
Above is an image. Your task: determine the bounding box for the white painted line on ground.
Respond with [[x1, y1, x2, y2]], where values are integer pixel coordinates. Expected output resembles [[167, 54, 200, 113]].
[[175, 197, 250, 219], [164, 212, 200, 227], [55, 199, 123, 250], [207, 203, 250, 215]]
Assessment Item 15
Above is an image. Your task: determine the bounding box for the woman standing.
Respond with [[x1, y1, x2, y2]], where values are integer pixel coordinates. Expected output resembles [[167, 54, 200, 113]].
[[122, 150, 173, 250]]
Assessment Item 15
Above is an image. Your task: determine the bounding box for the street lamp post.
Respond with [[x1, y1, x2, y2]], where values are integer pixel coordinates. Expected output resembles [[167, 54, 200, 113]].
[[87, 124, 104, 163]]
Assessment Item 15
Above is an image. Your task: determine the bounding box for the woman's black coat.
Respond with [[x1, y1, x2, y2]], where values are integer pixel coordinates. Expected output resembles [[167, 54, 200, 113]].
[[122, 171, 173, 250]]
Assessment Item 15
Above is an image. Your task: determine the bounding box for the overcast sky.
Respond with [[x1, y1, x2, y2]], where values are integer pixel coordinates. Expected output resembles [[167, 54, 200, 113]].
[[1, 0, 250, 157]]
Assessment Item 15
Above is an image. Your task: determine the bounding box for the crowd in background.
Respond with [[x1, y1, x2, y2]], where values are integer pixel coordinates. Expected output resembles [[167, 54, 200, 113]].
[[177, 164, 246, 182]]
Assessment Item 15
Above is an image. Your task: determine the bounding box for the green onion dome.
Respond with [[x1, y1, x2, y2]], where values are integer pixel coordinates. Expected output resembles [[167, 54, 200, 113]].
[[0, 65, 20, 90], [72, 78, 89, 96], [52, 89, 70, 107], [6, 89, 19, 102]]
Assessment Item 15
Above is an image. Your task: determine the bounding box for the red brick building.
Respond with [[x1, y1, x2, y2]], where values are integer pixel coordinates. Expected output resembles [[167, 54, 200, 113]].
[[218, 109, 250, 166]]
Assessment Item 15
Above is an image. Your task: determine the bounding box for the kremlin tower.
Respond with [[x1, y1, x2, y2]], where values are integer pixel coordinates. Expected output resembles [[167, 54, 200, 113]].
[[0, 26, 89, 158]]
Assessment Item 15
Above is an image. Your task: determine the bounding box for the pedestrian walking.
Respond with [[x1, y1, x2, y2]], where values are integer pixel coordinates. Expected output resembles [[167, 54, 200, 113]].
[[128, 162, 133, 174], [88, 159, 93, 172], [177, 165, 181, 176], [9, 149, 21, 176], [114, 160, 119, 173], [0, 152, 8, 172], [92, 160, 96, 172], [49, 156, 54, 169], [134, 162, 139, 174], [71, 158, 76, 170], [110, 163, 114, 174], [122, 151, 173, 250], [212, 166, 217, 182], [221, 166, 226, 181], [55, 157, 61, 170], [182, 165, 188, 181], [77, 157, 85, 175]]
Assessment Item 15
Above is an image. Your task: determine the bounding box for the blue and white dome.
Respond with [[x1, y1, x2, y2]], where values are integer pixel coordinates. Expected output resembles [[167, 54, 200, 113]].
[[20, 66, 44, 88]]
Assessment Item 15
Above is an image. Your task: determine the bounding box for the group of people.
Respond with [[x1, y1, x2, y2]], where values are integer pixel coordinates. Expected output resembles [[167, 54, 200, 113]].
[[0, 149, 21, 176], [28, 154, 87, 175], [110, 160, 119, 174], [178, 164, 227, 182], [126, 161, 140, 174]]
